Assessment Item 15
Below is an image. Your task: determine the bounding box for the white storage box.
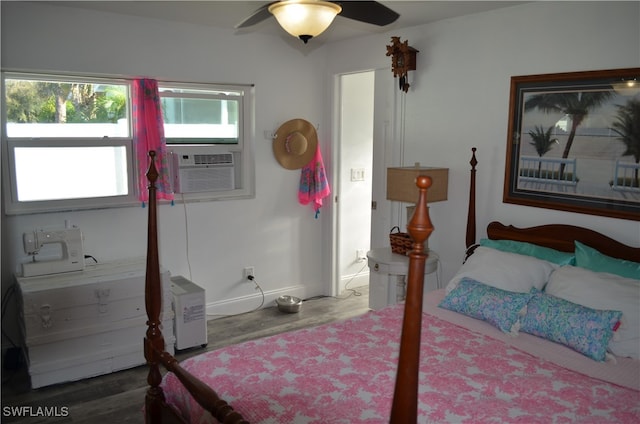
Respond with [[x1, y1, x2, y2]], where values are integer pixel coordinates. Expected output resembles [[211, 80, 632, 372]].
[[171, 275, 207, 350], [17, 257, 174, 388]]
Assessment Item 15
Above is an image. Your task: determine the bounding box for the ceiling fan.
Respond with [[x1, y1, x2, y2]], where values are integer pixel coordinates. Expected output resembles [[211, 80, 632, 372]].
[[235, 1, 400, 44]]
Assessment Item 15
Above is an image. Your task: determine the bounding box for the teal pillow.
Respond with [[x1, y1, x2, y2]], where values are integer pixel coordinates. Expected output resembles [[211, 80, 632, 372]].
[[439, 278, 533, 334], [521, 289, 622, 362], [480, 238, 575, 266], [574, 241, 640, 280]]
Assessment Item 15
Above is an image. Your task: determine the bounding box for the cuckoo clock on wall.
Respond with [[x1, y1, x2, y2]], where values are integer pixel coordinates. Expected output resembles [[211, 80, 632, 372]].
[[386, 37, 419, 92]]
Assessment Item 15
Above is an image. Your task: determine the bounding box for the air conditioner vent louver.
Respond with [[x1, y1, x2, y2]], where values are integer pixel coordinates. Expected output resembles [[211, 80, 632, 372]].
[[193, 153, 233, 165], [169, 149, 236, 194]]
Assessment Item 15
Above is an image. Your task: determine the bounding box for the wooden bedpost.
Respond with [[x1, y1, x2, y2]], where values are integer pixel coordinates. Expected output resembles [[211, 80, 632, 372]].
[[466, 147, 478, 248], [390, 175, 433, 424], [142, 151, 249, 424], [144, 151, 166, 423]]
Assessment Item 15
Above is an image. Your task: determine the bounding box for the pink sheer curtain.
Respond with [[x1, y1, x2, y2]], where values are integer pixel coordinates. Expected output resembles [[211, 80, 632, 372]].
[[132, 78, 173, 203]]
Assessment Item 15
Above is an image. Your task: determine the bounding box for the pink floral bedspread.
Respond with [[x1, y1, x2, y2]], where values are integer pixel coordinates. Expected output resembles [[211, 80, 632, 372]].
[[161, 302, 640, 423]]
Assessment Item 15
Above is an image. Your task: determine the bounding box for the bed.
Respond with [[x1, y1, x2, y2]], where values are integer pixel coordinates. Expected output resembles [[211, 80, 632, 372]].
[[142, 149, 640, 424]]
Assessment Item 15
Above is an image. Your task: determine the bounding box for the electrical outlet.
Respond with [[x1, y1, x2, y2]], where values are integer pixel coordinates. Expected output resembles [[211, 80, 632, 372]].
[[243, 266, 255, 280]]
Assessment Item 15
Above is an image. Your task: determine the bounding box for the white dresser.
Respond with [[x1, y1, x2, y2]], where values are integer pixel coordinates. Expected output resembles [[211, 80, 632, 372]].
[[16, 258, 174, 389]]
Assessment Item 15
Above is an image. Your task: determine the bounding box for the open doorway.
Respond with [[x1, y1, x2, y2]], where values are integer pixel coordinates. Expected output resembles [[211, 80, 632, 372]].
[[335, 71, 375, 295]]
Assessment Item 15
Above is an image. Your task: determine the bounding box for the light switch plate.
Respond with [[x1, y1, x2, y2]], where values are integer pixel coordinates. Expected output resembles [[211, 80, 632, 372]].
[[350, 168, 365, 181]]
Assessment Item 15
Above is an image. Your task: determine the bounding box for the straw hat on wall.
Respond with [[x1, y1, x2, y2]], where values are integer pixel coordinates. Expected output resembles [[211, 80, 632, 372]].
[[272, 119, 318, 170]]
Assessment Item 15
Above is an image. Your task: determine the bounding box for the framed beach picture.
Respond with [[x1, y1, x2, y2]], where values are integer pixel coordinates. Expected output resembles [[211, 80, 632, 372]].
[[503, 68, 640, 221]]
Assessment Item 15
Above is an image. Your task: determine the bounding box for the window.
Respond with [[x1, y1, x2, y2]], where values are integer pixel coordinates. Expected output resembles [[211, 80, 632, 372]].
[[2, 73, 255, 214], [13, 145, 129, 201], [159, 82, 254, 198], [160, 84, 242, 145], [2, 72, 135, 214]]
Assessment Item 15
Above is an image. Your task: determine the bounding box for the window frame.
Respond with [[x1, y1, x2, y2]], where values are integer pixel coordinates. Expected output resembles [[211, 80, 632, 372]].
[[1, 72, 255, 215], [1, 72, 138, 215], [159, 80, 255, 202]]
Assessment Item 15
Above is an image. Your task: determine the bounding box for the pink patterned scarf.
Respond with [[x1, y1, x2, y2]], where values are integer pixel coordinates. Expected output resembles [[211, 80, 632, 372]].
[[298, 145, 331, 218], [132, 78, 173, 203]]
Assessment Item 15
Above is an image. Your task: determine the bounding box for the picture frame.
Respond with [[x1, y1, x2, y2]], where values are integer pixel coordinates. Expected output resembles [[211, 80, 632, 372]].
[[503, 68, 640, 222]]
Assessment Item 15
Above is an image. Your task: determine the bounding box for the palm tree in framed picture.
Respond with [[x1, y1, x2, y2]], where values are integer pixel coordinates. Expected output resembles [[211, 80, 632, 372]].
[[524, 91, 614, 178], [611, 98, 640, 188], [527, 125, 558, 177]]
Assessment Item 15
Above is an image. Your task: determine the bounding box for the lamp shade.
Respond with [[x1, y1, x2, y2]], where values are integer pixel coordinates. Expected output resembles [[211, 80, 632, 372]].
[[268, 0, 342, 43], [387, 167, 449, 203]]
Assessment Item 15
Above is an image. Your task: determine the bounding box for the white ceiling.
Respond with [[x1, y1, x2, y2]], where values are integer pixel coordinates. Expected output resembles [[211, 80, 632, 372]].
[[47, 1, 527, 44]]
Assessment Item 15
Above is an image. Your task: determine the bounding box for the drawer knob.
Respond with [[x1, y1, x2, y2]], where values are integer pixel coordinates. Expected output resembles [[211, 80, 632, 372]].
[[374, 263, 379, 271], [39, 304, 52, 329], [95, 289, 111, 313]]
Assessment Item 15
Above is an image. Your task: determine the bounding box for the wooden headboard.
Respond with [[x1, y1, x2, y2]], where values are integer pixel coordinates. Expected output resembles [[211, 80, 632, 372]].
[[487, 222, 640, 262]]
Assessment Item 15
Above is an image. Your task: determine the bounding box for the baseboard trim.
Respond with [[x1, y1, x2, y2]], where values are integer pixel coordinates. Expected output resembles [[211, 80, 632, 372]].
[[205, 284, 322, 320], [339, 270, 369, 294]]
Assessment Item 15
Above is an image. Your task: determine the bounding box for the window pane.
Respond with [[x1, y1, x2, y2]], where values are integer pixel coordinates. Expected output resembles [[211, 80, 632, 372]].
[[160, 87, 239, 144], [4, 77, 129, 138], [14, 146, 129, 201]]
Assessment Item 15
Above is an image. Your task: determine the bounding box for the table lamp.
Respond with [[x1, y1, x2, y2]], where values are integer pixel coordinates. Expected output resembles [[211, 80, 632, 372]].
[[386, 164, 449, 249]]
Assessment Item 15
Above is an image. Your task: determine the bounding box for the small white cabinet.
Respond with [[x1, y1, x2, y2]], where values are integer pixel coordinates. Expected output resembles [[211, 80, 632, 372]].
[[367, 248, 439, 310], [17, 258, 174, 388], [171, 275, 207, 351]]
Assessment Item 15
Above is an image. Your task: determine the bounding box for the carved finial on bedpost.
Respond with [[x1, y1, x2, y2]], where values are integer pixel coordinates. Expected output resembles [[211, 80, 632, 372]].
[[390, 175, 433, 424], [407, 176, 434, 250], [466, 147, 478, 248], [146, 150, 159, 186], [144, 150, 166, 423]]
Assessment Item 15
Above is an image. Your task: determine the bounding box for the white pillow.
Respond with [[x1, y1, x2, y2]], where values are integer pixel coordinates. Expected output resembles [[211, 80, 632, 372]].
[[545, 265, 640, 359], [446, 246, 557, 294]]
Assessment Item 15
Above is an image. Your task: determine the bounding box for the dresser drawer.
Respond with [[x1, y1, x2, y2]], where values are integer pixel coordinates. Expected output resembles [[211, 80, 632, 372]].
[[27, 317, 175, 368], [19, 258, 170, 312], [367, 249, 439, 276], [22, 294, 172, 344], [28, 318, 175, 389]]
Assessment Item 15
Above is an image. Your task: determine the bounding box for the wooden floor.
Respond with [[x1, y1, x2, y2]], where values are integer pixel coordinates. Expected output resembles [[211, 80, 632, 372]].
[[1, 286, 370, 423]]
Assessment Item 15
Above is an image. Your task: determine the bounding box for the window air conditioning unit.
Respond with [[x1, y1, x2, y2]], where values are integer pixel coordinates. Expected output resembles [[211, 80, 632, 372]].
[[169, 148, 235, 194]]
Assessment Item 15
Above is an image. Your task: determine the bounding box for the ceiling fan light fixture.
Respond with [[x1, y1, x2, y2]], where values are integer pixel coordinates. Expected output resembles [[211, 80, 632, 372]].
[[268, 0, 342, 43]]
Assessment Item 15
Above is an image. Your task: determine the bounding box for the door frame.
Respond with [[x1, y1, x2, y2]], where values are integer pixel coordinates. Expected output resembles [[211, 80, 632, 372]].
[[330, 68, 402, 297]]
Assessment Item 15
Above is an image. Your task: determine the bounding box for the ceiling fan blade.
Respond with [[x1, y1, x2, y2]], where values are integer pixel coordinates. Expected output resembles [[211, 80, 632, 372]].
[[235, 3, 273, 29], [337, 1, 400, 26]]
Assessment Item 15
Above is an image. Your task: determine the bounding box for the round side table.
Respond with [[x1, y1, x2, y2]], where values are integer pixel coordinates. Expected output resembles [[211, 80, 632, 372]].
[[367, 248, 439, 310]]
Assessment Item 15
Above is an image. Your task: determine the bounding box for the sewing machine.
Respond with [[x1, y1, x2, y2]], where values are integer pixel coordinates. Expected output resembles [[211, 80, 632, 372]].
[[22, 227, 84, 277]]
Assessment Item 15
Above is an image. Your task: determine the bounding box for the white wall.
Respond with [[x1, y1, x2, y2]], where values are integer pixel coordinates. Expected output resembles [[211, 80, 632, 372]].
[[0, 0, 334, 329], [329, 1, 640, 281], [325, 1, 640, 284], [2, 1, 639, 336]]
